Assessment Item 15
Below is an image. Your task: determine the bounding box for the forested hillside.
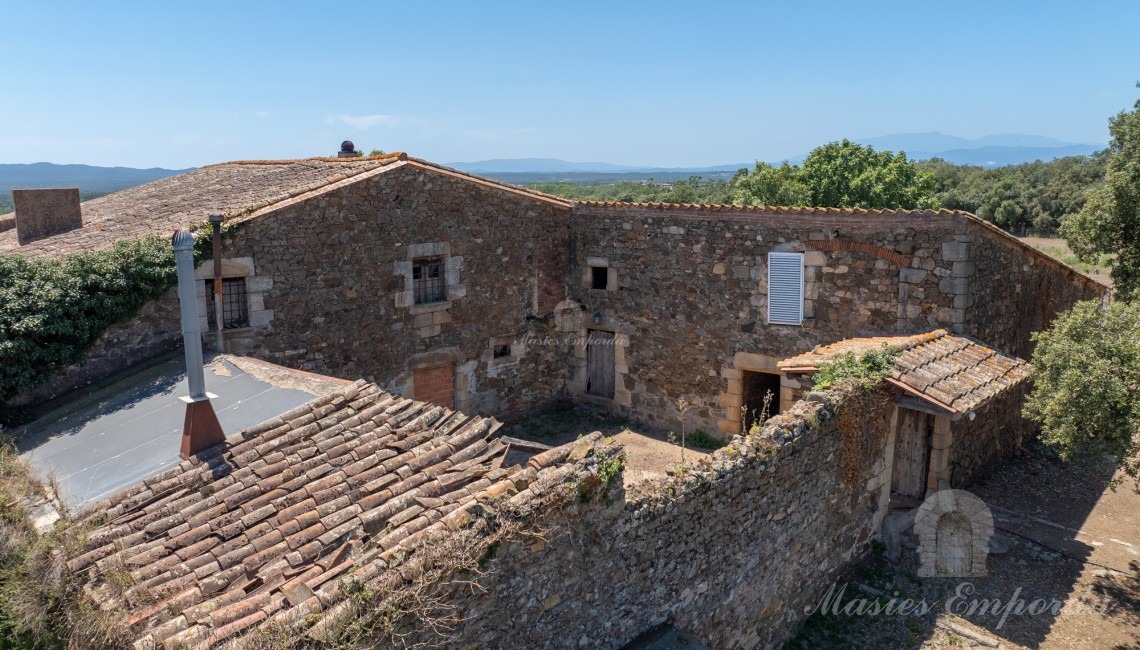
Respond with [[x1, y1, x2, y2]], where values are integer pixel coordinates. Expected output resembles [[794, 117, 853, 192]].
[[532, 141, 1107, 235]]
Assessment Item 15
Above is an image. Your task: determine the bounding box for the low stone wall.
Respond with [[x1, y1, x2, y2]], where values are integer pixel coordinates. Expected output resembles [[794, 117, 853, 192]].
[[949, 382, 1033, 488], [408, 387, 896, 649], [4, 287, 183, 411]]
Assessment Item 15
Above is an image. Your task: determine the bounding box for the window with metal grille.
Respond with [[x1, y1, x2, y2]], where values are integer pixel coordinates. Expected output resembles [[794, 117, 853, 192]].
[[205, 278, 249, 329], [412, 257, 445, 304], [767, 252, 804, 325]]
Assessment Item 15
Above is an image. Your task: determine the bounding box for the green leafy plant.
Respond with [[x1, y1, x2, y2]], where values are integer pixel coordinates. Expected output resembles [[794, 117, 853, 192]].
[[1023, 299, 1140, 490], [812, 345, 900, 392], [687, 429, 727, 450]]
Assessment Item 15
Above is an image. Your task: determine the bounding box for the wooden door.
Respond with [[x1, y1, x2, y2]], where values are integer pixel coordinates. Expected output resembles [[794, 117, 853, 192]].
[[413, 363, 454, 409], [586, 330, 615, 398], [891, 408, 932, 499]]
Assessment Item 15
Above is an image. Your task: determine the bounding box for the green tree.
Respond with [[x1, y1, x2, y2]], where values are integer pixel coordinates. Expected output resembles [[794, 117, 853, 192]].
[[1061, 93, 1140, 299], [367, 149, 386, 157], [733, 140, 940, 209], [732, 162, 807, 206], [1023, 300, 1140, 489], [799, 139, 940, 209]]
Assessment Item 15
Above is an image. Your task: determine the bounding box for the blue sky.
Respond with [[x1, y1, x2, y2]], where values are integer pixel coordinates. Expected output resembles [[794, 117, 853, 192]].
[[1, 0, 1137, 168]]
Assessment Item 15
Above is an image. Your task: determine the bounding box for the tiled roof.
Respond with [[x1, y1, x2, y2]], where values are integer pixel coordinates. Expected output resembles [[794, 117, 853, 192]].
[[0, 155, 405, 257], [0, 154, 571, 258], [66, 380, 589, 649], [778, 329, 1029, 414]]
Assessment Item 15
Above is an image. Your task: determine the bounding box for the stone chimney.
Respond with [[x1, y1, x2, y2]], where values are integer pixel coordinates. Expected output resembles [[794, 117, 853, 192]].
[[13, 188, 82, 245], [337, 140, 361, 158]]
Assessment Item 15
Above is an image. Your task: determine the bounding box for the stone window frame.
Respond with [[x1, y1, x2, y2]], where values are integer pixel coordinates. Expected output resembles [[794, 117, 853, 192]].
[[487, 335, 525, 367], [394, 242, 465, 338], [583, 256, 617, 292], [194, 257, 273, 332], [411, 256, 447, 305]]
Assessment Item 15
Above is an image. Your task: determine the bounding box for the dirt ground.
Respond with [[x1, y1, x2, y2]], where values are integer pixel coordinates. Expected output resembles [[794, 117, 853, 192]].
[[501, 406, 715, 487], [788, 443, 1140, 650]]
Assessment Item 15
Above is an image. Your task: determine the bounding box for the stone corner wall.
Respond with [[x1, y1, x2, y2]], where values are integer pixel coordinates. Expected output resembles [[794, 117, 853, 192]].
[[415, 387, 897, 649], [964, 220, 1109, 359], [949, 383, 1033, 488]]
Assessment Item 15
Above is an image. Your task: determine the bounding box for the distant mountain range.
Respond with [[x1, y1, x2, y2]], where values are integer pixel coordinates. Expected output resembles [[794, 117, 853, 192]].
[[0, 133, 1106, 205], [0, 163, 192, 195], [447, 158, 748, 174], [449, 133, 1103, 179]]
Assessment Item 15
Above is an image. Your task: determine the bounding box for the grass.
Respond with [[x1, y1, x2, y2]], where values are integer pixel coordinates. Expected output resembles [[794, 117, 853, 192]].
[[687, 429, 728, 450], [1021, 236, 1114, 285], [0, 441, 131, 649]]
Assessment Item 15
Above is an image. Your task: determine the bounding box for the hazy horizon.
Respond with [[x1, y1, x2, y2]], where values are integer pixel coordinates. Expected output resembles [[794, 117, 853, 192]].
[[1, 1, 1137, 169]]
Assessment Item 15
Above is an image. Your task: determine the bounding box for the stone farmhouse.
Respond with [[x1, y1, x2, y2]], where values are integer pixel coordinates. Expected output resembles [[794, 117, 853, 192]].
[[2, 149, 1108, 648]]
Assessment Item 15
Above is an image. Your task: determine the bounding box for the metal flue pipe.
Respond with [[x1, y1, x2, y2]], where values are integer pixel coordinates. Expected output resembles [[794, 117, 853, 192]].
[[173, 229, 207, 399], [172, 228, 225, 457]]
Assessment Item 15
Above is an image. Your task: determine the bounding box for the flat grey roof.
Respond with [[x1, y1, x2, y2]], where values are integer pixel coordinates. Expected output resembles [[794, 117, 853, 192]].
[[17, 355, 343, 509]]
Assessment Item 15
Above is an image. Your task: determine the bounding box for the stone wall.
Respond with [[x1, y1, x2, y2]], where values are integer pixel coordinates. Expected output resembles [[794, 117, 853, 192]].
[[407, 387, 897, 649], [963, 220, 1107, 360], [563, 206, 1106, 438], [566, 205, 969, 436], [216, 162, 573, 420], [949, 382, 1033, 488], [5, 287, 183, 409]]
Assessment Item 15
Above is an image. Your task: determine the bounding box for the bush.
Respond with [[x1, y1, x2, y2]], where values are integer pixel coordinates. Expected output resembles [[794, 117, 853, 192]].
[[0, 233, 218, 412], [811, 346, 900, 392]]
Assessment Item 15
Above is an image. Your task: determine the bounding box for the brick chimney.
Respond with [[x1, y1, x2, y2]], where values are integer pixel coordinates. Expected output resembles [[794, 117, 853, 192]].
[[13, 188, 83, 245]]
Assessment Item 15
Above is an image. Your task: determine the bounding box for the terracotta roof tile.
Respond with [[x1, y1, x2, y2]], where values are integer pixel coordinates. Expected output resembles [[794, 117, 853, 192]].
[[70, 379, 588, 647], [779, 329, 1028, 413]]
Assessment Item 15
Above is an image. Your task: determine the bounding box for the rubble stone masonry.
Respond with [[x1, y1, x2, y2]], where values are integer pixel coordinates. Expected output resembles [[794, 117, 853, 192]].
[[407, 387, 896, 649]]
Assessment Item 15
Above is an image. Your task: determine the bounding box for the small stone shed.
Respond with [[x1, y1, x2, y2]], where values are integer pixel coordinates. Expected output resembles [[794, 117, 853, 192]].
[[779, 328, 1031, 499]]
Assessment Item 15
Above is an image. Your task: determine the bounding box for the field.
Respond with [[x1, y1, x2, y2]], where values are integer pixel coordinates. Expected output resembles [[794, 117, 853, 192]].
[[1020, 237, 1113, 286]]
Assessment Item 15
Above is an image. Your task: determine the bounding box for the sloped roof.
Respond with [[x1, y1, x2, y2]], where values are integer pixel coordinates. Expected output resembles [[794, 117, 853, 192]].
[[65, 380, 589, 649], [0, 154, 570, 258], [778, 329, 1029, 414]]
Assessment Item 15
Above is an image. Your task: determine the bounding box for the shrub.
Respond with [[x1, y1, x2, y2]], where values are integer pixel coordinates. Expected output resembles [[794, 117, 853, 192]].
[[811, 345, 900, 392]]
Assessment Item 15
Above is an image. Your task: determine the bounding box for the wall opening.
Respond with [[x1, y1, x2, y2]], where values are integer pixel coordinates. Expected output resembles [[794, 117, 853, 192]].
[[892, 407, 933, 499], [412, 257, 446, 305], [586, 330, 616, 399], [591, 266, 608, 290], [413, 363, 455, 409], [742, 370, 781, 431], [205, 278, 249, 329]]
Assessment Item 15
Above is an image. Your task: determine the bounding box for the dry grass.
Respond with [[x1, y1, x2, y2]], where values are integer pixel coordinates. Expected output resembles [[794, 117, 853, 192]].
[[1020, 237, 1114, 286], [0, 442, 131, 649]]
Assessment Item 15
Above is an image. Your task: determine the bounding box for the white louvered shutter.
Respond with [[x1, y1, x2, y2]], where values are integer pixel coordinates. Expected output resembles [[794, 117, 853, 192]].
[[767, 252, 804, 325]]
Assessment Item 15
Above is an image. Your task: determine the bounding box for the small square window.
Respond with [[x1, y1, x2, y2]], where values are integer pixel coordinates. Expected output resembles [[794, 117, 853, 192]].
[[413, 257, 445, 305], [493, 343, 511, 359], [591, 266, 608, 290], [205, 278, 249, 329]]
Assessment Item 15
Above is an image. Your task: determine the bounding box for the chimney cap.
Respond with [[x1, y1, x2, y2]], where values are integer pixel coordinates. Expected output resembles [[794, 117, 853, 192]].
[[172, 228, 195, 251], [340, 140, 355, 153]]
